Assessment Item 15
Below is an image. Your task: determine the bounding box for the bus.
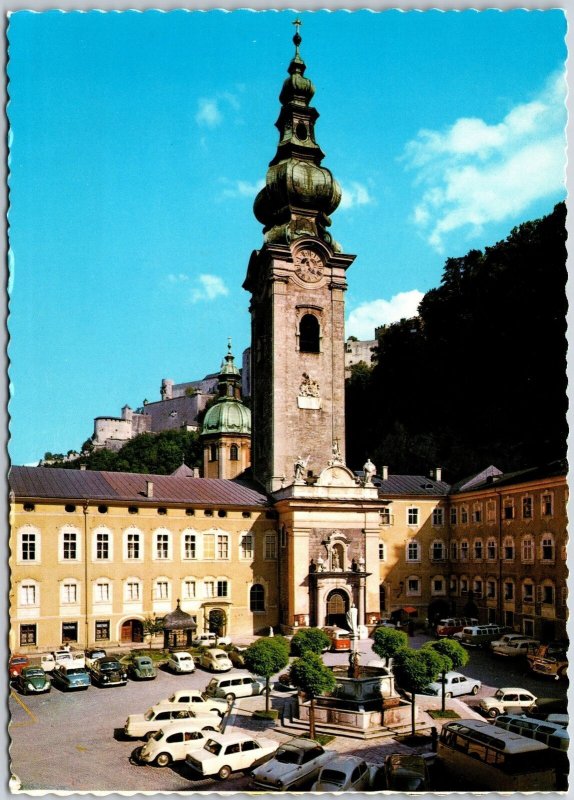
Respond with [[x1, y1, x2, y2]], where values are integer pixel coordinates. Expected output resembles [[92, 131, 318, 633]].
[[438, 719, 557, 791], [322, 626, 351, 651], [493, 714, 569, 787]]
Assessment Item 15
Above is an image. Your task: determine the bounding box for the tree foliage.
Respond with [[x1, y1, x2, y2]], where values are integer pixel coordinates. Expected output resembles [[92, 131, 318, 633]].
[[345, 203, 567, 479], [290, 627, 331, 657], [422, 638, 469, 711], [142, 616, 165, 650], [393, 647, 445, 735], [289, 653, 337, 739], [243, 638, 290, 712], [372, 626, 408, 660]]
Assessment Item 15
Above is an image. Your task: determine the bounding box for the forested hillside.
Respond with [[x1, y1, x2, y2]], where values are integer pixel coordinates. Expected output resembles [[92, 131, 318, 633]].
[[345, 202, 567, 481]]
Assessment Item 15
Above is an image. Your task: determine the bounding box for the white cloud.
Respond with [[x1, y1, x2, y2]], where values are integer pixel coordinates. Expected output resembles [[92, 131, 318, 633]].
[[339, 180, 374, 210], [190, 274, 229, 303], [346, 290, 424, 340], [219, 178, 264, 199], [195, 91, 242, 128], [403, 72, 566, 251], [166, 273, 189, 284]]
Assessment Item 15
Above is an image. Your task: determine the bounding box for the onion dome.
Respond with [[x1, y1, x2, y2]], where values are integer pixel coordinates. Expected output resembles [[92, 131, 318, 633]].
[[253, 20, 342, 251], [201, 341, 252, 436], [163, 599, 197, 631]]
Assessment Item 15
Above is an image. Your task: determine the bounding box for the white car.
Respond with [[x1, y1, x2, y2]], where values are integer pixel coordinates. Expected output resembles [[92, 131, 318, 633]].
[[199, 649, 233, 672], [192, 633, 231, 647], [137, 721, 210, 767], [423, 671, 481, 698], [124, 703, 220, 739], [166, 651, 195, 674], [490, 633, 531, 651], [492, 639, 540, 657], [185, 731, 278, 780], [311, 756, 380, 791], [480, 687, 537, 718], [157, 690, 229, 717], [250, 739, 332, 791]]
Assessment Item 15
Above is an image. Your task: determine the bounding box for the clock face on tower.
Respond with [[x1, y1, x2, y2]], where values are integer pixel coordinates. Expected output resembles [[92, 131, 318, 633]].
[[293, 248, 324, 283]]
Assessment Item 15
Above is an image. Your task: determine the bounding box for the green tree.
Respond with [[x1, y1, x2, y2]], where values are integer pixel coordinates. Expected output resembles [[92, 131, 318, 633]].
[[290, 628, 331, 657], [289, 653, 337, 739], [393, 647, 445, 735], [422, 638, 469, 711], [243, 638, 290, 712], [142, 616, 164, 650], [372, 626, 408, 662]]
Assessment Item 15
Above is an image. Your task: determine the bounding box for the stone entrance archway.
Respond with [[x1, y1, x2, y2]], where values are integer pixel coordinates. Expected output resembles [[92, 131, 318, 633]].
[[120, 618, 143, 643], [326, 588, 350, 628]]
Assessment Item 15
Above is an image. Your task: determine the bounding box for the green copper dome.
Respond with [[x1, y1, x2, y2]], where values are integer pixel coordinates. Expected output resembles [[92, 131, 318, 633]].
[[201, 341, 251, 436], [253, 21, 342, 251]]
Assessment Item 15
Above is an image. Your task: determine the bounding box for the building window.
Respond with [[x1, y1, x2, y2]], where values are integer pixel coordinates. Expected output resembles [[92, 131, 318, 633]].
[[450, 507, 458, 525], [487, 539, 497, 560], [460, 540, 469, 560], [460, 578, 468, 595], [432, 508, 444, 526], [503, 537, 514, 561], [522, 581, 534, 603], [473, 579, 483, 598], [95, 621, 110, 641], [155, 581, 169, 600], [94, 582, 110, 603], [431, 540, 445, 561], [541, 493, 553, 516], [209, 445, 218, 462], [203, 534, 215, 560], [183, 580, 196, 599], [432, 577, 445, 595], [522, 497, 533, 519], [299, 313, 320, 353], [264, 533, 277, 560], [126, 531, 141, 560], [487, 580, 496, 599], [20, 624, 37, 646], [460, 507, 468, 524], [380, 508, 393, 525], [250, 584, 265, 612], [378, 542, 386, 561], [19, 582, 37, 606], [96, 531, 110, 560], [406, 577, 421, 596], [449, 576, 458, 594], [541, 535, 555, 561], [473, 539, 483, 560], [230, 444, 239, 461], [23, 503, 35, 512], [19, 529, 39, 562], [62, 622, 78, 643], [61, 582, 78, 604], [216, 580, 228, 598], [62, 531, 78, 560], [183, 533, 196, 560], [504, 580, 514, 601], [125, 581, 141, 601], [407, 507, 419, 526], [542, 583, 555, 606], [472, 507, 482, 523], [486, 501, 496, 523], [523, 618, 535, 637], [504, 611, 514, 628], [217, 534, 229, 560], [406, 540, 420, 562], [204, 581, 215, 598], [241, 534, 254, 559], [450, 541, 458, 560], [503, 500, 514, 520], [155, 532, 170, 560], [521, 536, 534, 563]]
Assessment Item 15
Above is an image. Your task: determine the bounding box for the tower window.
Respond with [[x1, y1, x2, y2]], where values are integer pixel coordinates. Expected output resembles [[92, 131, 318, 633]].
[[230, 444, 239, 461], [299, 314, 320, 353]]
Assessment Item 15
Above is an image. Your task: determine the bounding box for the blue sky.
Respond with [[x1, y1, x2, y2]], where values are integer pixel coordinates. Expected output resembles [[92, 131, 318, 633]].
[[7, 9, 567, 465]]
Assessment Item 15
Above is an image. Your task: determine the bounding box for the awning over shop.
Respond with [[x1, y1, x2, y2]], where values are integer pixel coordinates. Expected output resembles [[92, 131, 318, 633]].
[[402, 606, 418, 615]]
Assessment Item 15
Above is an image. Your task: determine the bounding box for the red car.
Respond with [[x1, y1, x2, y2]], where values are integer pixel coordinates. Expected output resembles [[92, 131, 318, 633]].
[[9, 655, 31, 679]]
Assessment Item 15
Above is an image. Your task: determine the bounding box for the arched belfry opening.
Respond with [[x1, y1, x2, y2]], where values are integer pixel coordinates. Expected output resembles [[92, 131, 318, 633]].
[[299, 313, 320, 353]]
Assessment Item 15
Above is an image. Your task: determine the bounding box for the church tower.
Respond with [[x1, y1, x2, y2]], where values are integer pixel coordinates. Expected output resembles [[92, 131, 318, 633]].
[[244, 22, 355, 493]]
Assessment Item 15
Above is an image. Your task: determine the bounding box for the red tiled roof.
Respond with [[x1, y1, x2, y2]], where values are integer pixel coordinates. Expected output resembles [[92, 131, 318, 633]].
[[9, 466, 270, 508]]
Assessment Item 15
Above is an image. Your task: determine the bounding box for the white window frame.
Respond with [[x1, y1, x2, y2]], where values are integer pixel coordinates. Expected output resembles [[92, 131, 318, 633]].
[[182, 530, 197, 561], [521, 535, 534, 563], [406, 540, 420, 562], [503, 536, 515, 561], [430, 539, 445, 561], [431, 576, 446, 596], [406, 576, 421, 596], [240, 533, 254, 560], [216, 579, 229, 598], [541, 534, 555, 562], [94, 580, 111, 603], [460, 539, 469, 561], [182, 578, 196, 600], [432, 507, 444, 526], [522, 581, 534, 604], [407, 507, 419, 526], [59, 526, 81, 562], [154, 579, 170, 600], [123, 527, 143, 561], [486, 538, 497, 561], [203, 533, 215, 560], [153, 529, 172, 561], [473, 538, 483, 561], [124, 579, 142, 602], [17, 526, 41, 564], [60, 580, 79, 604], [19, 581, 39, 607], [93, 527, 112, 562], [378, 542, 386, 561]]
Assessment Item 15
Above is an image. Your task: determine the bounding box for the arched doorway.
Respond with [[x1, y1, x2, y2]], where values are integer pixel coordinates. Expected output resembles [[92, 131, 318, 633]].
[[208, 608, 227, 636], [120, 618, 143, 643], [427, 599, 450, 627], [326, 589, 349, 628]]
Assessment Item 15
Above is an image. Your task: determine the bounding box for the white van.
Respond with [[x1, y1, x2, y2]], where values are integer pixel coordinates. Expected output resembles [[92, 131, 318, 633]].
[[461, 624, 508, 647], [137, 721, 211, 767], [204, 673, 264, 701]]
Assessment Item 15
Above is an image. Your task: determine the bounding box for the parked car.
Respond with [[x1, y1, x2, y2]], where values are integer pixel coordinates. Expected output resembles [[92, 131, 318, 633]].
[[422, 671, 481, 698], [166, 651, 195, 674], [13, 666, 51, 695], [157, 690, 229, 717], [204, 673, 263, 701], [124, 704, 220, 739], [51, 665, 91, 691], [192, 633, 232, 648], [127, 656, 157, 680], [435, 617, 478, 638], [9, 655, 31, 679], [383, 754, 430, 791], [479, 687, 537, 718], [227, 647, 246, 668], [185, 731, 278, 780], [84, 648, 107, 669], [460, 624, 509, 647], [492, 639, 540, 658], [41, 649, 85, 672], [311, 756, 380, 791], [527, 643, 568, 680], [198, 649, 232, 673], [250, 739, 332, 791], [136, 722, 210, 767], [490, 633, 531, 651], [374, 618, 397, 629], [88, 657, 128, 687]]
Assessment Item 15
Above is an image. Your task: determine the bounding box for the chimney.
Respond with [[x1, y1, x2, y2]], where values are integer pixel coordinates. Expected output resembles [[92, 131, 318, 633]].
[[146, 480, 154, 498], [192, 468, 200, 478], [382, 465, 389, 481], [80, 464, 87, 471], [435, 467, 442, 482]]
